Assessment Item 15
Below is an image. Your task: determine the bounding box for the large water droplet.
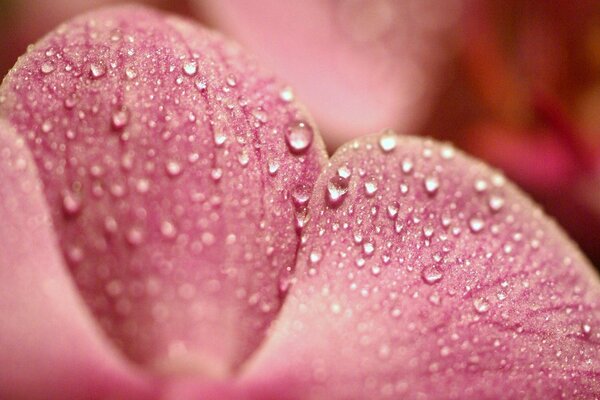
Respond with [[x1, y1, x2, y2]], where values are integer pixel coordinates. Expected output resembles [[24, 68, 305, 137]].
[[292, 184, 311, 208], [285, 121, 313, 154]]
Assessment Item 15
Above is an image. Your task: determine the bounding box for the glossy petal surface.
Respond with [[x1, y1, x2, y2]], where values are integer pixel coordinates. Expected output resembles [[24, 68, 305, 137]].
[[0, 5, 326, 376], [244, 132, 600, 399], [0, 121, 154, 400], [200, 0, 462, 147]]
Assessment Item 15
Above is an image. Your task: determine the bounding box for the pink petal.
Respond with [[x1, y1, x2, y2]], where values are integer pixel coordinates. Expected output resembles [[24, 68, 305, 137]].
[[0, 121, 155, 400], [242, 132, 600, 398], [0, 5, 326, 376], [198, 0, 462, 147]]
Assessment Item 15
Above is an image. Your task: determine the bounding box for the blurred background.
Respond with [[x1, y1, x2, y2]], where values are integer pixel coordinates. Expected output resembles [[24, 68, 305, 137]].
[[1, 0, 599, 267]]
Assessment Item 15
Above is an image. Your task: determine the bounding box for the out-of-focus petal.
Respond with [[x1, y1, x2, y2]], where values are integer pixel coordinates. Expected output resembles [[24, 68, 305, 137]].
[[242, 132, 600, 399], [0, 5, 327, 376], [0, 121, 155, 400], [198, 0, 462, 148]]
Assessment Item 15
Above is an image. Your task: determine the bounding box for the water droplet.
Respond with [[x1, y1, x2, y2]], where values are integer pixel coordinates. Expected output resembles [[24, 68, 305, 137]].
[[468, 217, 485, 233], [474, 179, 488, 193], [213, 130, 227, 146], [424, 176, 439, 195], [41, 120, 53, 133], [211, 168, 223, 181], [161, 220, 177, 239], [62, 191, 82, 215], [285, 121, 313, 154], [268, 160, 280, 176], [309, 250, 322, 264], [279, 86, 294, 102], [337, 166, 352, 179], [473, 298, 490, 313], [326, 175, 350, 206], [182, 60, 198, 76], [378, 130, 397, 152], [364, 180, 378, 197], [440, 145, 455, 159], [421, 265, 443, 284], [363, 242, 375, 256], [292, 184, 311, 208], [40, 62, 55, 74], [111, 110, 129, 130], [125, 67, 137, 79], [422, 225, 434, 238], [488, 195, 505, 212], [238, 151, 249, 166], [226, 74, 237, 87], [581, 323, 592, 337], [165, 160, 182, 177], [401, 159, 414, 174], [195, 80, 207, 91], [90, 63, 106, 78], [387, 202, 399, 219], [126, 227, 144, 245]]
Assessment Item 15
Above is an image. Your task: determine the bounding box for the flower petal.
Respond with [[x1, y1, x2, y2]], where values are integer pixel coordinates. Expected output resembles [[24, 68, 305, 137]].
[[0, 5, 326, 376], [198, 0, 462, 147], [242, 132, 600, 398], [0, 121, 155, 400]]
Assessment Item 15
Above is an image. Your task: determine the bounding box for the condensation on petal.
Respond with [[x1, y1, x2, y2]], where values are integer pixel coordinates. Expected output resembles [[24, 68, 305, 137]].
[[242, 131, 600, 399], [0, 5, 327, 376]]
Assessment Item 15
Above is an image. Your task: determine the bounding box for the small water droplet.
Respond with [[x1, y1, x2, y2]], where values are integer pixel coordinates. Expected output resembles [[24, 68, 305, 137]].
[[292, 184, 311, 208], [41, 120, 53, 133], [90, 63, 106, 78], [279, 86, 295, 102], [160, 220, 177, 239], [421, 265, 443, 284], [424, 176, 439, 195], [125, 67, 137, 79], [182, 60, 198, 76], [364, 180, 378, 197], [40, 62, 55, 74], [401, 159, 414, 174], [581, 323, 592, 337], [309, 250, 322, 264], [126, 227, 144, 245], [378, 130, 397, 152], [285, 121, 313, 154], [440, 145, 455, 159], [488, 195, 505, 212], [268, 160, 280, 176], [211, 168, 223, 181], [387, 202, 399, 219], [165, 160, 182, 177], [473, 297, 490, 313], [468, 217, 485, 233], [226, 74, 237, 87], [111, 109, 129, 130], [62, 191, 82, 215], [363, 242, 375, 256], [213, 130, 227, 146], [474, 179, 488, 193], [337, 166, 352, 179]]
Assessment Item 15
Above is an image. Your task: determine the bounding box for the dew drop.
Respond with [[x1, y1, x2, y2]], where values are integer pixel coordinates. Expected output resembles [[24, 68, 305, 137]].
[[401, 158, 414, 174], [292, 184, 311, 208], [279, 86, 295, 102], [309, 250, 322, 264], [326, 175, 350, 206], [364, 180, 378, 197], [90, 63, 106, 78], [421, 265, 443, 284], [165, 160, 182, 177], [160, 220, 177, 239], [363, 242, 375, 256], [62, 191, 82, 216], [268, 160, 280, 176], [285, 121, 313, 154], [473, 297, 490, 313], [488, 195, 505, 212], [474, 179, 488, 193], [182, 60, 198, 76], [424, 176, 439, 195], [378, 130, 397, 152], [468, 217, 485, 233], [126, 227, 144, 245], [213, 130, 227, 146], [111, 109, 129, 130], [40, 62, 55, 74], [581, 323, 592, 337], [387, 202, 399, 219]]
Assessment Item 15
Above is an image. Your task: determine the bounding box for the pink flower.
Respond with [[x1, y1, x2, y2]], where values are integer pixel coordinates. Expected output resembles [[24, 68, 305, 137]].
[[0, 6, 598, 399]]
